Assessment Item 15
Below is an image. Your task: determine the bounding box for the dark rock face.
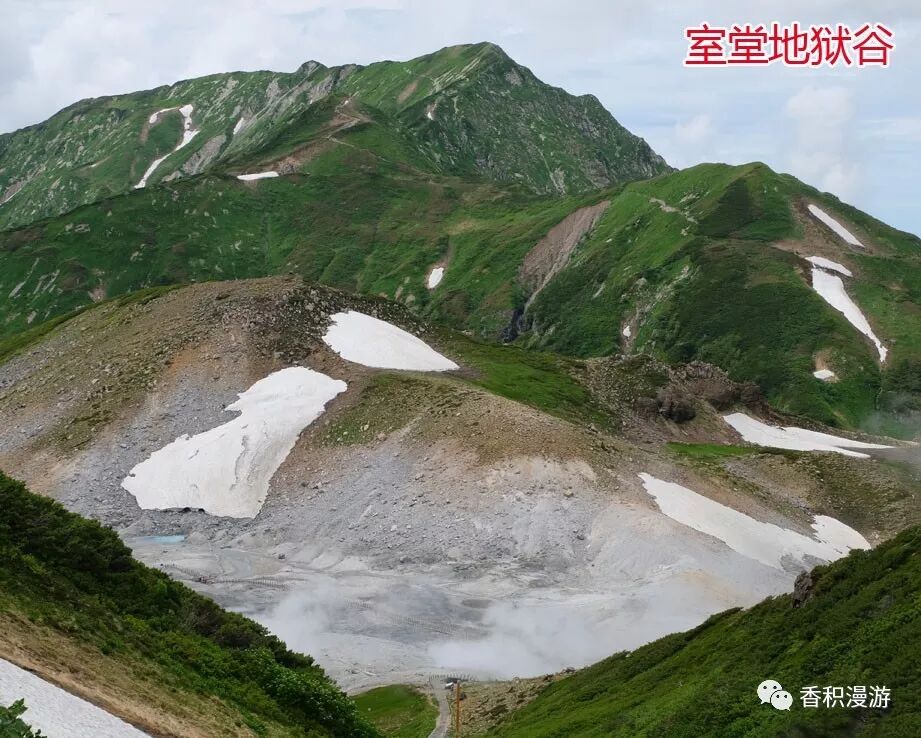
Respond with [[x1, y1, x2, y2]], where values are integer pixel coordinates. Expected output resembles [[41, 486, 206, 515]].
[[739, 381, 764, 407], [672, 361, 765, 412], [635, 396, 661, 420], [792, 570, 817, 608], [656, 389, 697, 423]]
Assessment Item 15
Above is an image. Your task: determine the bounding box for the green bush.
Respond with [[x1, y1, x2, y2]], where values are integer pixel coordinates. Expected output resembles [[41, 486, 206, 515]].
[[0, 701, 45, 738]]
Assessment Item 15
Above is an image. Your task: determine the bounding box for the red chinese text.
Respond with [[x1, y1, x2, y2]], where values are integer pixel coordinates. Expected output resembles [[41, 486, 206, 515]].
[[684, 22, 894, 67]]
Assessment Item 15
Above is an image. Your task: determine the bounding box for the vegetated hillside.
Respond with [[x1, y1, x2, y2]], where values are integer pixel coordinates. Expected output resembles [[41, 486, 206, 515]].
[[524, 162, 921, 434], [484, 526, 921, 738], [338, 43, 668, 193], [0, 471, 378, 738], [1, 151, 919, 434], [353, 686, 437, 738], [0, 42, 667, 229]]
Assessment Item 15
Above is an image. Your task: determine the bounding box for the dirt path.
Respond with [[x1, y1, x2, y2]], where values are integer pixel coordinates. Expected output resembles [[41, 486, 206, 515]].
[[427, 676, 451, 738]]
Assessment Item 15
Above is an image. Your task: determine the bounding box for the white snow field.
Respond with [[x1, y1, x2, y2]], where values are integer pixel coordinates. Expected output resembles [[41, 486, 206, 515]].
[[122, 368, 346, 517], [134, 104, 199, 189], [427, 266, 445, 289], [236, 171, 279, 181], [723, 412, 891, 458], [0, 659, 149, 737], [233, 116, 246, 135], [638, 474, 869, 570], [807, 204, 863, 247], [147, 107, 174, 124], [622, 325, 632, 338], [806, 255, 853, 277], [811, 267, 888, 362], [322, 311, 459, 371], [813, 369, 837, 381]]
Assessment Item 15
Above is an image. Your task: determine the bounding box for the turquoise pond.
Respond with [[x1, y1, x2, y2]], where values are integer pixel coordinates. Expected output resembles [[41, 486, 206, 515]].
[[137, 534, 187, 544]]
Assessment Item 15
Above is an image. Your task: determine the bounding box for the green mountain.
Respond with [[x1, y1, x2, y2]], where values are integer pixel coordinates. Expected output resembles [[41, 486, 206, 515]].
[[2, 39, 920, 738], [0, 471, 377, 737], [3, 44, 919, 435], [483, 525, 921, 737], [1, 153, 918, 434], [0, 42, 667, 230]]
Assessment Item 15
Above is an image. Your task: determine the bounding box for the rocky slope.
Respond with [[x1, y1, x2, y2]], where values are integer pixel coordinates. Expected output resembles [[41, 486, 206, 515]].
[[0, 42, 667, 229], [1, 278, 916, 693]]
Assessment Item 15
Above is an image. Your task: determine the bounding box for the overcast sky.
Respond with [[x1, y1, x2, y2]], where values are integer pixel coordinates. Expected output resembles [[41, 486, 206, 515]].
[[2, 0, 919, 234]]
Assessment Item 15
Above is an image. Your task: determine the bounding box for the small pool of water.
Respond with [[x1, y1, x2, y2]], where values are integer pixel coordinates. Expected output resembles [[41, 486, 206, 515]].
[[136, 534, 187, 545]]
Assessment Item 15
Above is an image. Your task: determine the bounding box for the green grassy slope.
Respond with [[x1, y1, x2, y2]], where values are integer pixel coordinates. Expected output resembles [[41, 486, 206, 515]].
[[0, 43, 668, 230], [525, 163, 921, 432], [486, 526, 921, 738], [0, 472, 377, 738], [0, 152, 592, 340], [354, 686, 437, 738], [341, 42, 668, 194], [1, 155, 920, 433], [0, 63, 341, 230]]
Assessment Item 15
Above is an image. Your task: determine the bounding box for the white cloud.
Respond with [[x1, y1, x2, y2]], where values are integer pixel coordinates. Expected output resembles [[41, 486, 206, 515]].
[[784, 86, 859, 199], [675, 113, 713, 145], [863, 117, 921, 141], [664, 113, 716, 166]]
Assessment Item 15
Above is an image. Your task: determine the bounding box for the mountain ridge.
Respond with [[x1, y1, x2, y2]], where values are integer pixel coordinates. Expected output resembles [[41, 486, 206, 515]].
[[2, 152, 918, 435], [0, 41, 668, 229]]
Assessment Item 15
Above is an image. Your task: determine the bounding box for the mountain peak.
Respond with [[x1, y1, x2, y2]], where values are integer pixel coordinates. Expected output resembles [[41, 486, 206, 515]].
[[444, 40, 512, 60], [295, 59, 326, 76], [0, 42, 669, 228]]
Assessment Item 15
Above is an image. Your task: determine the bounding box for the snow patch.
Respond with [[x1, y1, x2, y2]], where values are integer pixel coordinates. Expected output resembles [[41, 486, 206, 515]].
[[807, 204, 863, 247], [622, 325, 632, 338], [723, 412, 891, 458], [122, 367, 346, 517], [134, 104, 199, 189], [147, 107, 175, 124], [233, 116, 246, 135], [323, 311, 458, 371], [236, 171, 279, 181], [813, 369, 837, 381], [806, 256, 852, 277], [426, 266, 444, 289], [811, 267, 887, 362], [0, 182, 22, 205], [639, 473, 869, 570], [0, 658, 149, 737]]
